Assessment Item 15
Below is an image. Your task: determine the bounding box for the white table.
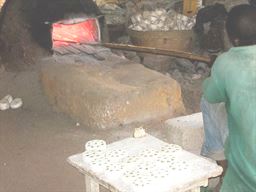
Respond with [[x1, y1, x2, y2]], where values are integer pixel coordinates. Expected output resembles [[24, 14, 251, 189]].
[[67, 134, 222, 192]]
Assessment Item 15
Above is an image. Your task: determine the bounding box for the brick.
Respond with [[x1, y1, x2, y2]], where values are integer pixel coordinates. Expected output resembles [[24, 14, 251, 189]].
[[165, 112, 204, 154]]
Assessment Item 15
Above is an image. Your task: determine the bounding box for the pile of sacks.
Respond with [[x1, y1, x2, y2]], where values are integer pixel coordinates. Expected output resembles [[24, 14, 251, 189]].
[[100, 3, 126, 25], [129, 9, 196, 31], [93, 0, 124, 7], [94, 0, 126, 25]]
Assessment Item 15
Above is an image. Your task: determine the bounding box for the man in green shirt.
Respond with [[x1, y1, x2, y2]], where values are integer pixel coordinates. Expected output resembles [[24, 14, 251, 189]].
[[203, 4, 256, 191]]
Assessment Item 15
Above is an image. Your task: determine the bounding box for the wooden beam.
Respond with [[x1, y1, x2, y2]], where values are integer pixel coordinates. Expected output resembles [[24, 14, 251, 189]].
[[101, 43, 211, 64]]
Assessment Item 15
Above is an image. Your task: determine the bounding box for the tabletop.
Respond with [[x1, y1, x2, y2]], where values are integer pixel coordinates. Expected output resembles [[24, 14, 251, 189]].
[[67, 134, 222, 192]]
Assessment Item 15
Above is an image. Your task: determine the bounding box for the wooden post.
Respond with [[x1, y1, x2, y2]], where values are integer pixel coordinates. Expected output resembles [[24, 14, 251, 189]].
[[183, 0, 200, 17]]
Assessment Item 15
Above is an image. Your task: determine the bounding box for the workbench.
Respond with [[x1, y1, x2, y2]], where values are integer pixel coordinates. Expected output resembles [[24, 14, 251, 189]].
[[67, 134, 222, 192]]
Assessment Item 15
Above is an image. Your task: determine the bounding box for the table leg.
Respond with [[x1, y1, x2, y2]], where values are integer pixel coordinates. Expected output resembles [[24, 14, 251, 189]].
[[187, 179, 208, 192], [189, 188, 200, 192], [85, 175, 100, 192]]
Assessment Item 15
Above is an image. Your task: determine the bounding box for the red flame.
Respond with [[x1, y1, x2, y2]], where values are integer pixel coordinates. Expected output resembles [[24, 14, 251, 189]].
[[52, 18, 99, 48]]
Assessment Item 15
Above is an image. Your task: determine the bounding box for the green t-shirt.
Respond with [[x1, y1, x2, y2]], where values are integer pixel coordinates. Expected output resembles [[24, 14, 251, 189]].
[[203, 45, 256, 192]]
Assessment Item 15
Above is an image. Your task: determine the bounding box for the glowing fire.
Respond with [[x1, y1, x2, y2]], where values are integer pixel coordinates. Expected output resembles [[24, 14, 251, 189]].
[[52, 18, 100, 48]]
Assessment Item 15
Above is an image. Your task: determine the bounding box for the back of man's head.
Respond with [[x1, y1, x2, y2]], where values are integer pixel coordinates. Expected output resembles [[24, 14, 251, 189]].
[[226, 4, 256, 46]]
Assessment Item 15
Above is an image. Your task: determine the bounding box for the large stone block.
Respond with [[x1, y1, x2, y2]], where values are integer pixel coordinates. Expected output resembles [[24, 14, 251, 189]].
[[40, 54, 185, 129], [165, 112, 204, 154]]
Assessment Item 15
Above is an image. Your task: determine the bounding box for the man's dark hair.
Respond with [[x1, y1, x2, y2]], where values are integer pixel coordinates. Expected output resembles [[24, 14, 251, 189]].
[[226, 4, 256, 46]]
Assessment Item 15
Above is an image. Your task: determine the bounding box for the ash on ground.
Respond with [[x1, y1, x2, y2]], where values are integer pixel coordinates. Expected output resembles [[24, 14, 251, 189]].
[[168, 58, 210, 114], [114, 35, 210, 114]]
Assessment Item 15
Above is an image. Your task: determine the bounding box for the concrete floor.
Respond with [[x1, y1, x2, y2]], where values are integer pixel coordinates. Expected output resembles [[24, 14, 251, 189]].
[[0, 69, 167, 192]]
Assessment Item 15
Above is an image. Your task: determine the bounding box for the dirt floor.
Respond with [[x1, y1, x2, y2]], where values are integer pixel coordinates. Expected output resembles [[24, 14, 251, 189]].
[[0, 41, 207, 192], [0, 65, 173, 192], [0, 1, 211, 191]]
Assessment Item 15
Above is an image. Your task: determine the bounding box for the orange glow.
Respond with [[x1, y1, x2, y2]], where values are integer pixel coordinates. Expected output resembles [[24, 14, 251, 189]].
[[52, 18, 99, 48]]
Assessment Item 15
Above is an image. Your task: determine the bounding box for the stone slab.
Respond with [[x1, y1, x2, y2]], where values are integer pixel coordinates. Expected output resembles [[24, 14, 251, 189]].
[[40, 54, 185, 129], [165, 112, 204, 154]]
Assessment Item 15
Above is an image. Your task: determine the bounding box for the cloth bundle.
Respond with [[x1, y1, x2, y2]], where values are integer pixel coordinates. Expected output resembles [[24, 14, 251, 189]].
[[129, 9, 195, 31]]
